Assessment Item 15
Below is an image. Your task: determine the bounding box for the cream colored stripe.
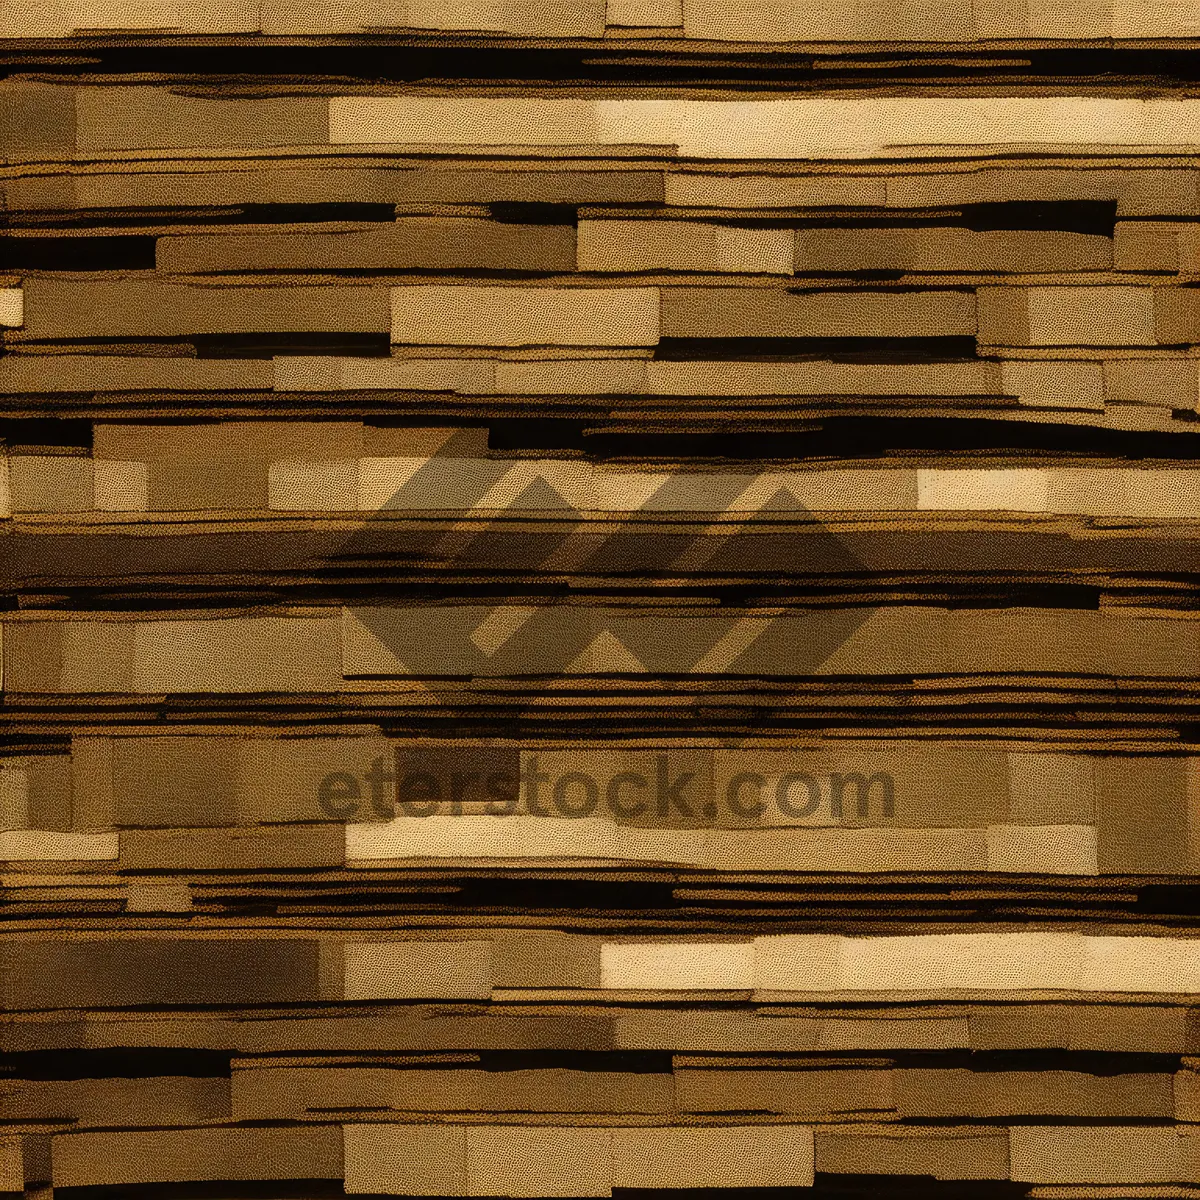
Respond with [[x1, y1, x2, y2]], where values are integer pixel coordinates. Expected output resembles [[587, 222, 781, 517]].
[[321, 926, 1200, 993], [347, 821, 992, 871], [601, 940, 755, 989], [0, 290, 23, 328], [330, 97, 1200, 158], [0, 830, 119, 861], [753, 932, 1200, 992], [347, 816, 709, 864]]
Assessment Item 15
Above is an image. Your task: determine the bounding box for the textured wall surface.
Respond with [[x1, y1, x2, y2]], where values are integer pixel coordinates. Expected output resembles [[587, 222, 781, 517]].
[[3, 5, 1200, 1197]]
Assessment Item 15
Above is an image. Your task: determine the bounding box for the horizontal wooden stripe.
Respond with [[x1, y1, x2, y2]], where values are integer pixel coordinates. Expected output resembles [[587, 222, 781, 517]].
[[11, 930, 1200, 1002], [344, 1122, 814, 1194], [3, 0, 1198, 40], [344, 817, 1106, 873], [0, 829, 118, 861], [329, 98, 1200, 157], [5, 163, 1195, 216], [5, 607, 1200, 690], [10, 450, 1200, 518], [342, 605, 1200, 679], [626, 933, 1200, 993]]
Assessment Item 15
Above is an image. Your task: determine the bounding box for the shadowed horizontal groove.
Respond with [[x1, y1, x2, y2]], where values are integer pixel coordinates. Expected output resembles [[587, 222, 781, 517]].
[[797, 202, 1116, 235], [51, 1185, 352, 1200], [489, 201, 580, 224], [0, 336, 396, 356], [193, 334, 395, 358], [52, 1187, 1024, 1200], [0, 1049, 235, 1079], [653, 338, 981, 361], [13, 413, 1198, 456], [5, 45, 1200, 84], [499, 418, 1200, 459], [0, 572, 1127, 610], [6, 205, 402, 229], [0, 235, 159, 271], [2, 1046, 1187, 1076]]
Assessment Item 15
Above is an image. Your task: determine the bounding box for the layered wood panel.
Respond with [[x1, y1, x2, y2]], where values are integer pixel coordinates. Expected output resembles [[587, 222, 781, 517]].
[[4, 14, 1200, 1200]]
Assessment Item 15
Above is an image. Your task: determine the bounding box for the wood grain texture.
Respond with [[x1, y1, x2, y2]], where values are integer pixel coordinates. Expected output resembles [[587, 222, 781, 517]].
[[3, 8, 1200, 1198]]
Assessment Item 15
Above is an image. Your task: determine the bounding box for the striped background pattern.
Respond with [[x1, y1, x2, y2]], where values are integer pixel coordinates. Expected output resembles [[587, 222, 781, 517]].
[[4, 4, 1200, 1197]]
